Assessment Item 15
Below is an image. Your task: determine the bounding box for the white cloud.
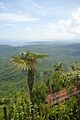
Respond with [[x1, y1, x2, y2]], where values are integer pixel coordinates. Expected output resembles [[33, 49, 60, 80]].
[[26, 27, 32, 31], [0, 12, 38, 23], [46, 7, 80, 39], [26, 0, 44, 9], [0, 2, 7, 10], [72, 7, 80, 24], [5, 23, 16, 27], [25, 0, 48, 16]]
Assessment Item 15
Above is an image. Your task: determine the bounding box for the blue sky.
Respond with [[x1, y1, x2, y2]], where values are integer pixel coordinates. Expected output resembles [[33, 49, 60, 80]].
[[0, 0, 80, 42]]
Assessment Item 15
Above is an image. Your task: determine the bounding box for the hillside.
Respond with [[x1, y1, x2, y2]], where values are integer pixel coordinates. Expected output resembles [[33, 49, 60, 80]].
[[0, 42, 80, 96], [0, 42, 80, 64]]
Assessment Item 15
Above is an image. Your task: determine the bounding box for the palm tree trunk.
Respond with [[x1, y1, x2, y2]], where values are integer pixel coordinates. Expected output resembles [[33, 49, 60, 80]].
[[27, 68, 35, 120], [3, 106, 7, 120], [27, 68, 34, 99]]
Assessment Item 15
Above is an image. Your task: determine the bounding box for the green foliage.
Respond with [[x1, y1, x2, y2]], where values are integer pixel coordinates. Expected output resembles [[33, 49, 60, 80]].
[[0, 43, 80, 96], [49, 62, 80, 93], [33, 80, 48, 104], [0, 44, 80, 119], [0, 93, 80, 120], [49, 63, 66, 92], [45, 96, 80, 120]]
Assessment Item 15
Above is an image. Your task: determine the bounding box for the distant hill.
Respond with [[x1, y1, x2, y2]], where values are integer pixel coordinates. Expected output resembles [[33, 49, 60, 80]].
[[0, 42, 80, 62], [0, 42, 80, 96]]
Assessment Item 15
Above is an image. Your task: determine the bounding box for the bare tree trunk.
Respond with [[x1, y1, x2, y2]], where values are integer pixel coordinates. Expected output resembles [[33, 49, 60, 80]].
[[27, 68, 35, 120]]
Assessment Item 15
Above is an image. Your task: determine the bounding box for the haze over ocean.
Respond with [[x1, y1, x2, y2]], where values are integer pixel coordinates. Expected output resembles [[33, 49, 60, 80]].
[[0, 39, 80, 46]]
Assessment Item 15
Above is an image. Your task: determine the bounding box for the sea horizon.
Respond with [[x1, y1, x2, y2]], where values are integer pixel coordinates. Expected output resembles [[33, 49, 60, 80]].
[[0, 39, 80, 47]]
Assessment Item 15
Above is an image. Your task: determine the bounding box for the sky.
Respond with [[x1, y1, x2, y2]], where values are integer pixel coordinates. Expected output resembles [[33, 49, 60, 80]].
[[0, 0, 80, 42]]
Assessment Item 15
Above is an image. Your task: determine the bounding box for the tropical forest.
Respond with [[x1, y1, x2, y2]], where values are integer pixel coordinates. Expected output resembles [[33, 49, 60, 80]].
[[0, 42, 80, 120]]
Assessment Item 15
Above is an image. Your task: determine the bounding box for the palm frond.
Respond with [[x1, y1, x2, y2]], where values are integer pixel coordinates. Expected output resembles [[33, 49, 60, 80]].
[[35, 54, 48, 59], [11, 51, 48, 70], [11, 56, 27, 70]]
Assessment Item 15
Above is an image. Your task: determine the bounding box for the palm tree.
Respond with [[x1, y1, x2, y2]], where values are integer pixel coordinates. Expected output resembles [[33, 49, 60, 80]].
[[11, 51, 48, 100]]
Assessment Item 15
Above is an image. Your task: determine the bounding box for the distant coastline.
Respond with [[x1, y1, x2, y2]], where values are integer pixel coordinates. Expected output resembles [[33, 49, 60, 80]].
[[0, 39, 80, 47]]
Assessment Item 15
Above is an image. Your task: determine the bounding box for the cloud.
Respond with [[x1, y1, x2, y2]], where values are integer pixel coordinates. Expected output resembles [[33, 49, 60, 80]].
[[26, 27, 32, 31], [46, 7, 80, 39], [5, 23, 16, 27], [0, 12, 38, 23], [72, 7, 80, 24], [26, 0, 44, 9], [0, 2, 7, 10], [25, 0, 48, 16]]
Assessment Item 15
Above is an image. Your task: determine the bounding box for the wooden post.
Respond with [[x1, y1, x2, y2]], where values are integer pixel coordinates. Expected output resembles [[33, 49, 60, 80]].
[[3, 106, 7, 120], [48, 85, 52, 94]]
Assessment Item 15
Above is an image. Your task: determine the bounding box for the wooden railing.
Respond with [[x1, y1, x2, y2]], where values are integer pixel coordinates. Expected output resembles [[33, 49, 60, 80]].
[[47, 84, 80, 106]]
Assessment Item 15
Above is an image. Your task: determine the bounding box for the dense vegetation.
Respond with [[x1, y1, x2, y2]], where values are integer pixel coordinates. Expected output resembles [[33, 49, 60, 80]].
[[0, 42, 80, 119]]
